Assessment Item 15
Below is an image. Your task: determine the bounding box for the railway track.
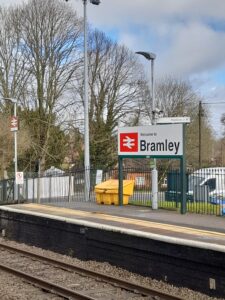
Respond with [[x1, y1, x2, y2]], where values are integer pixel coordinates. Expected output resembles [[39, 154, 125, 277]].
[[0, 242, 184, 300]]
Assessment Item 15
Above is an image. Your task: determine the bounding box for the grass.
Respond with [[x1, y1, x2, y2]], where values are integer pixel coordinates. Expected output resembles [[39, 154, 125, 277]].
[[129, 199, 223, 216]]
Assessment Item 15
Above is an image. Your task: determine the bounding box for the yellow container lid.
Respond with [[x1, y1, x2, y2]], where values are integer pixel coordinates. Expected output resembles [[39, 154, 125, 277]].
[[95, 179, 134, 195]]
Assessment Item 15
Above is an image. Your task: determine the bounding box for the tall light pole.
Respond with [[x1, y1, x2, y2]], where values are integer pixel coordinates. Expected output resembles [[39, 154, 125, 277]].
[[65, 0, 100, 200], [198, 100, 202, 169], [4, 97, 18, 201], [135, 51, 158, 209], [83, 0, 100, 200]]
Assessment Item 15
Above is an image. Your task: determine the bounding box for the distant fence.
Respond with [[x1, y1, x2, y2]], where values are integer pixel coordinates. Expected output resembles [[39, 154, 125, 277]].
[[1, 167, 225, 216]]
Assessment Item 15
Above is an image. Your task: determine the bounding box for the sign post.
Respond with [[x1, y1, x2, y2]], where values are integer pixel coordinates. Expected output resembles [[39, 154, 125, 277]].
[[180, 124, 187, 214], [118, 156, 123, 206], [118, 124, 186, 214]]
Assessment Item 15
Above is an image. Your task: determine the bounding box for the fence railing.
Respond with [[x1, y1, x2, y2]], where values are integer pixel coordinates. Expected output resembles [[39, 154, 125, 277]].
[[0, 167, 225, 216]]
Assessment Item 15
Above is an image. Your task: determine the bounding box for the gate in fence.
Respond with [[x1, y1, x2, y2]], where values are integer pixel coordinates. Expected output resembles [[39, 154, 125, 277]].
[[0, 179, 14, 204]]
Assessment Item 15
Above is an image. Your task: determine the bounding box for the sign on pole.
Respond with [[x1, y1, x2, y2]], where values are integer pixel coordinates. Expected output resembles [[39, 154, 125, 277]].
[[118, 124, 183, 157], [96, 170, 103, 184], [10, 116, 18, 131], [16, 172, 24, 185], [157, 117, 190, 124]]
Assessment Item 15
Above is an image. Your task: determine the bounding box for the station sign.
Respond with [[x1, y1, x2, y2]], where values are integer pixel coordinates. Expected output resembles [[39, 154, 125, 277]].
[[157, 117, 190, 124], [118, 124, 183, 157]]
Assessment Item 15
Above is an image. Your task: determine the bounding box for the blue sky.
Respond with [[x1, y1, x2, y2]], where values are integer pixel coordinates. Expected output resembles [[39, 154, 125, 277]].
[[2, 0, 225, 137]]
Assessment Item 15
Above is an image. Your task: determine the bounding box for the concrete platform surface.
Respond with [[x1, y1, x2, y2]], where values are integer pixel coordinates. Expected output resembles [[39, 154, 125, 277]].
[[47, 201, 225, 233]]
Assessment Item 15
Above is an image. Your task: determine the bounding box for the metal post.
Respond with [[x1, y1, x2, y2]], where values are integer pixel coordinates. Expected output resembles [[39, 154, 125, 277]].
[[151, 59, 155, 120], [37, 159, 41, 204], [151, 58, 158, 210], [180, 124, 187, 214], [135, 52, 158, 210], [83, 0, 90, 201], [13, 102, 18, 201], [118, 157, 123, 206], [199, 101, 202, 168], [68, 171, 72, 203], [3, 97, 18, 201]]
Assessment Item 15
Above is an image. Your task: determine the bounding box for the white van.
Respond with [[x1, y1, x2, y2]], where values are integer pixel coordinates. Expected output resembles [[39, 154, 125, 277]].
[[188, 168, 225, 202]]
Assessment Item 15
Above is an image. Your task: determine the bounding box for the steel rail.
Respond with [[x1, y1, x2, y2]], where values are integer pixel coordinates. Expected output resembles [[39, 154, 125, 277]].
[[0, 262, 95, 300], [0, 243, 184, 300]]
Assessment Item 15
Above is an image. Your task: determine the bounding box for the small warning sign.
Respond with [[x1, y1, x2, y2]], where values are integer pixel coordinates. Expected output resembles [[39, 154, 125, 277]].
[[16, 172, 24, 185]]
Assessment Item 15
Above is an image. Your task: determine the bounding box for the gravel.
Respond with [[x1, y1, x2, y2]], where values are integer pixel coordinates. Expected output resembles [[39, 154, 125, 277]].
[[0, 237, 222, 300]]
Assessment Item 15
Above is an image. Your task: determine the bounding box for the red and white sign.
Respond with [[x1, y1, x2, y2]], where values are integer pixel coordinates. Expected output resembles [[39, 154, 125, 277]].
[[118, 124, 183, 156], [120, 132, 138, 152], [10, 116, 18, 132]]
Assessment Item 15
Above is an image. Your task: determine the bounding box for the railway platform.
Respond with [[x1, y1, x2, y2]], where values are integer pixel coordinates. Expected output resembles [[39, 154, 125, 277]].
[[1, 202, 225, 247], [0, 202, 225, 298]]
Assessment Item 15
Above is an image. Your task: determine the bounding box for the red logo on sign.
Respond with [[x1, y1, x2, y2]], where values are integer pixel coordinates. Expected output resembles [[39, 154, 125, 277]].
[[120, 133, 138, 152]]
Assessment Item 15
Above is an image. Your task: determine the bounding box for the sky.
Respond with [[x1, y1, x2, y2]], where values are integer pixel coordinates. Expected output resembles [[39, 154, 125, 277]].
[[1, 0, 225, 137]]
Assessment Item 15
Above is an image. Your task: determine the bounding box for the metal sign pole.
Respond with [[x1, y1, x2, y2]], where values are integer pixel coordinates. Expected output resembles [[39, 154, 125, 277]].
[[13, 102, 18, 201], [83, 0, 90, 201], [118, 156, 123, 206], [180, 124, 187, 214]]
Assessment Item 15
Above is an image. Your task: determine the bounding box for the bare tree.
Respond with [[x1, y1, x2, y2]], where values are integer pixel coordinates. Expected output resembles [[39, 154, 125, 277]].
[[0, 5, 31, 104], [73, 30, 144, 167], [15, 0, 83, 170], [152, 77, 214, 167], [153, 77, 199, 118]]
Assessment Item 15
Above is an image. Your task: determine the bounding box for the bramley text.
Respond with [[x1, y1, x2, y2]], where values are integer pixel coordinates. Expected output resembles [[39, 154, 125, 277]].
[[140, 139, 180, 155]]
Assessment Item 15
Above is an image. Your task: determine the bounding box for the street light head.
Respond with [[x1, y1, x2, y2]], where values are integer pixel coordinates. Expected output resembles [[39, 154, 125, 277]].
[[136, 51, 156, 61], [90, 0, 100, 5]]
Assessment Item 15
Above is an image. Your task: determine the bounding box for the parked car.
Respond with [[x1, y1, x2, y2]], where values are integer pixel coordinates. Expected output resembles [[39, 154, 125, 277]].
[[188, 168, 225, 202]]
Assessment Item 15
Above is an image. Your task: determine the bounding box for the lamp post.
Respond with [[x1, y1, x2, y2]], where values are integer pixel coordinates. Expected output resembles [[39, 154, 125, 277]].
[[65, 0, 100, 200], [83, 0, 100, 200], [4, 97, 18, 201], [135, 51, 158, 209]]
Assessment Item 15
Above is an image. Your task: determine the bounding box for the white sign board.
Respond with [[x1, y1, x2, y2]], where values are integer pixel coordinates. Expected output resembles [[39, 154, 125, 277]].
[[135, 176, 145, 186], [16, 172, 24, 185], [157, 117, 190, 124], [118, 124, 183, 156], [96, 170, 103, 184]]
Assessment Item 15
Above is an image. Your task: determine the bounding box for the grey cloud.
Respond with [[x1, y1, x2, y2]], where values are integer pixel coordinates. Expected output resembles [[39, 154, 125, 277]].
[[159, 22, 225, 76]]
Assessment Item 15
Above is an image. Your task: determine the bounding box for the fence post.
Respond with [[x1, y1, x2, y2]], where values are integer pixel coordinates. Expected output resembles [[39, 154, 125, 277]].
[[2, 180, 6, 203]]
